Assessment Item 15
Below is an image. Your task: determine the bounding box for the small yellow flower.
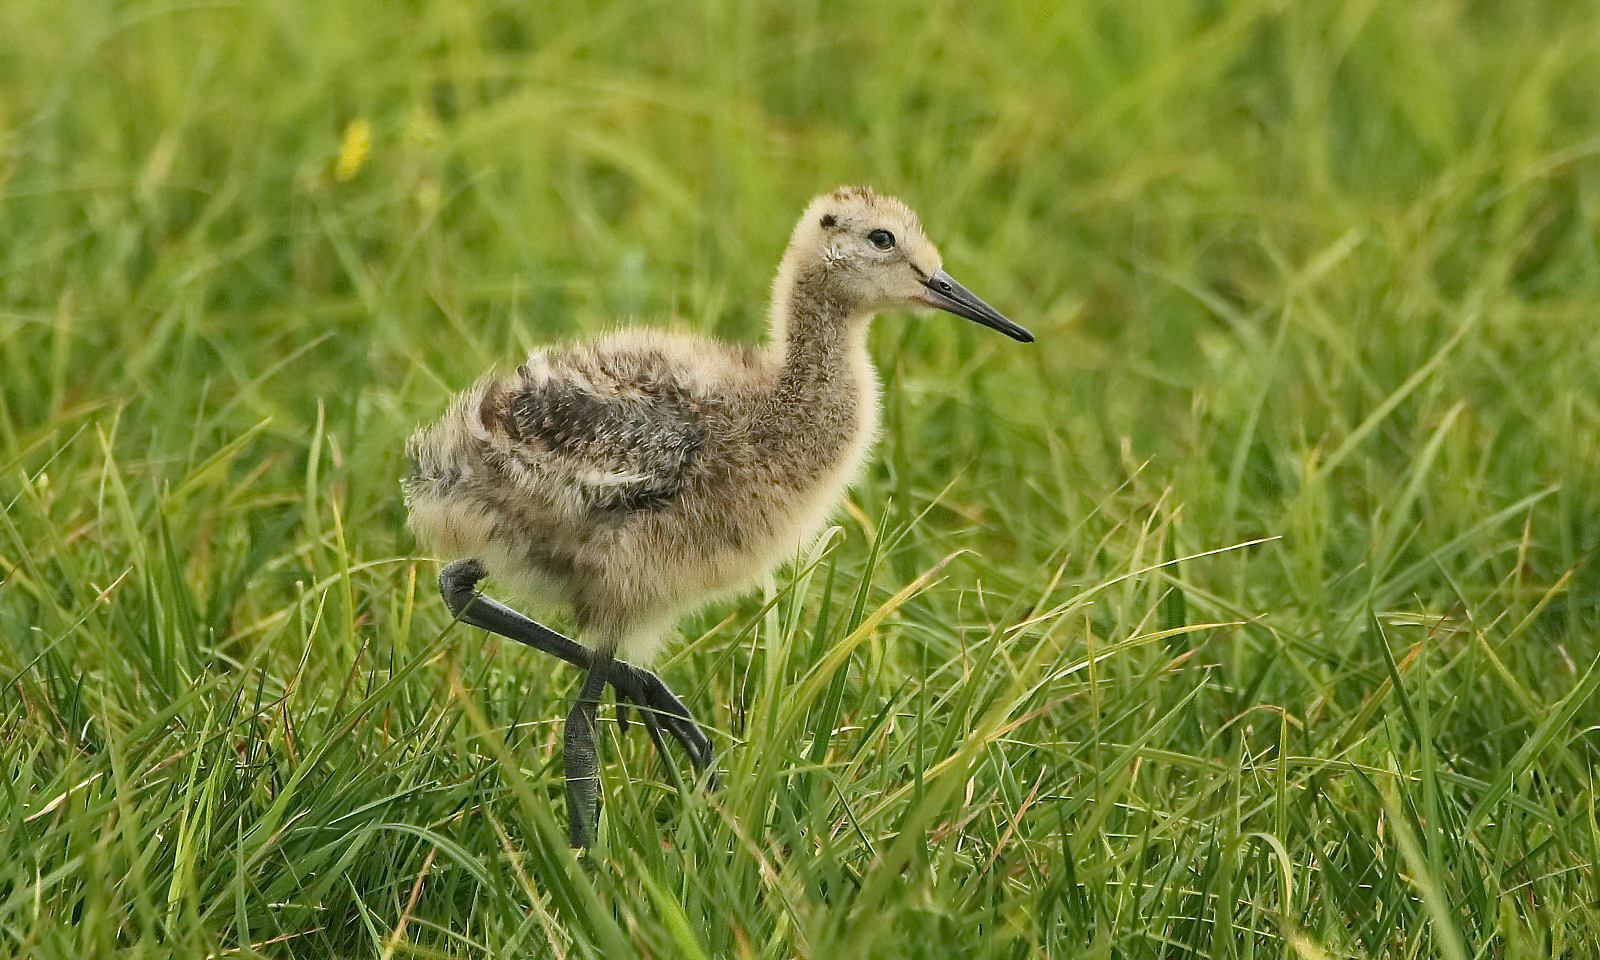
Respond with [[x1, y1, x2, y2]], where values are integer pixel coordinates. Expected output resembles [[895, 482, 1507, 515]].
[[334, 118, 372, 182]]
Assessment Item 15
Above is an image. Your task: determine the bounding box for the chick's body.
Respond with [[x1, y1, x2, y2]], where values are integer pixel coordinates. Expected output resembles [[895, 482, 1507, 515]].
[[406, 324, 877, 661]]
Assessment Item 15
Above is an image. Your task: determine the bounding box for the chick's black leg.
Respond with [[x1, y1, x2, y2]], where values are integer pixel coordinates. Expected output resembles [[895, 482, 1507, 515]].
[[436, 559, 718, 832], [562, 644, 613, 847]]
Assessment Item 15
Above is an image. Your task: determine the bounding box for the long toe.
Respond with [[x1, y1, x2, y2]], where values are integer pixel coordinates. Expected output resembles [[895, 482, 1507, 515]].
[[615, 662, 717, 787]]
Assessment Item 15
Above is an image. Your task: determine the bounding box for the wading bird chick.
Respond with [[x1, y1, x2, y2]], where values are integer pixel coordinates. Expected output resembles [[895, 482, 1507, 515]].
[[405, 186, 1033, 849]]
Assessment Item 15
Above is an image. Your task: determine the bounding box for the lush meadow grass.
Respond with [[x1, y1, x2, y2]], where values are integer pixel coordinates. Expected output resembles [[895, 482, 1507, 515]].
[[4, 0, 1600, 956]]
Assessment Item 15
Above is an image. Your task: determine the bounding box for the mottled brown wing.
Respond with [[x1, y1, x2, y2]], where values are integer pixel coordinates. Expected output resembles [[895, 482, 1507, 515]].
[[491, 372, 707, 518]]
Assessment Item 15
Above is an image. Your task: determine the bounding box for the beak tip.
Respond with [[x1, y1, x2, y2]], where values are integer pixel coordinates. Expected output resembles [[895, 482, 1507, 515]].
[[988, 313, 1034, 343], [1000, 321, 1034, 343]]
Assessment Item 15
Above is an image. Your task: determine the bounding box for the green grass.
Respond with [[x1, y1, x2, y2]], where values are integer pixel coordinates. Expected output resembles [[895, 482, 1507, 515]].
[[3, 0, 1600, 956]]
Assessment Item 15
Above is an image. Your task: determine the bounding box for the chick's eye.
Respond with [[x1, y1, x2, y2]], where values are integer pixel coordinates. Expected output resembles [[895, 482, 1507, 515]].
[[867, 229, 895, 250]]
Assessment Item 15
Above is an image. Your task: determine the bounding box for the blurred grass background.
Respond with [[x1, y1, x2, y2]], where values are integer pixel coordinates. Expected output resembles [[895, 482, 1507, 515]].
[[3, 0, 1600, 956]]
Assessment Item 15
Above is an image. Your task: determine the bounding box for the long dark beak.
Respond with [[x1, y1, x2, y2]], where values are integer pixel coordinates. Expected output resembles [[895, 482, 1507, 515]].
[[917, 269, 1033, 342]]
